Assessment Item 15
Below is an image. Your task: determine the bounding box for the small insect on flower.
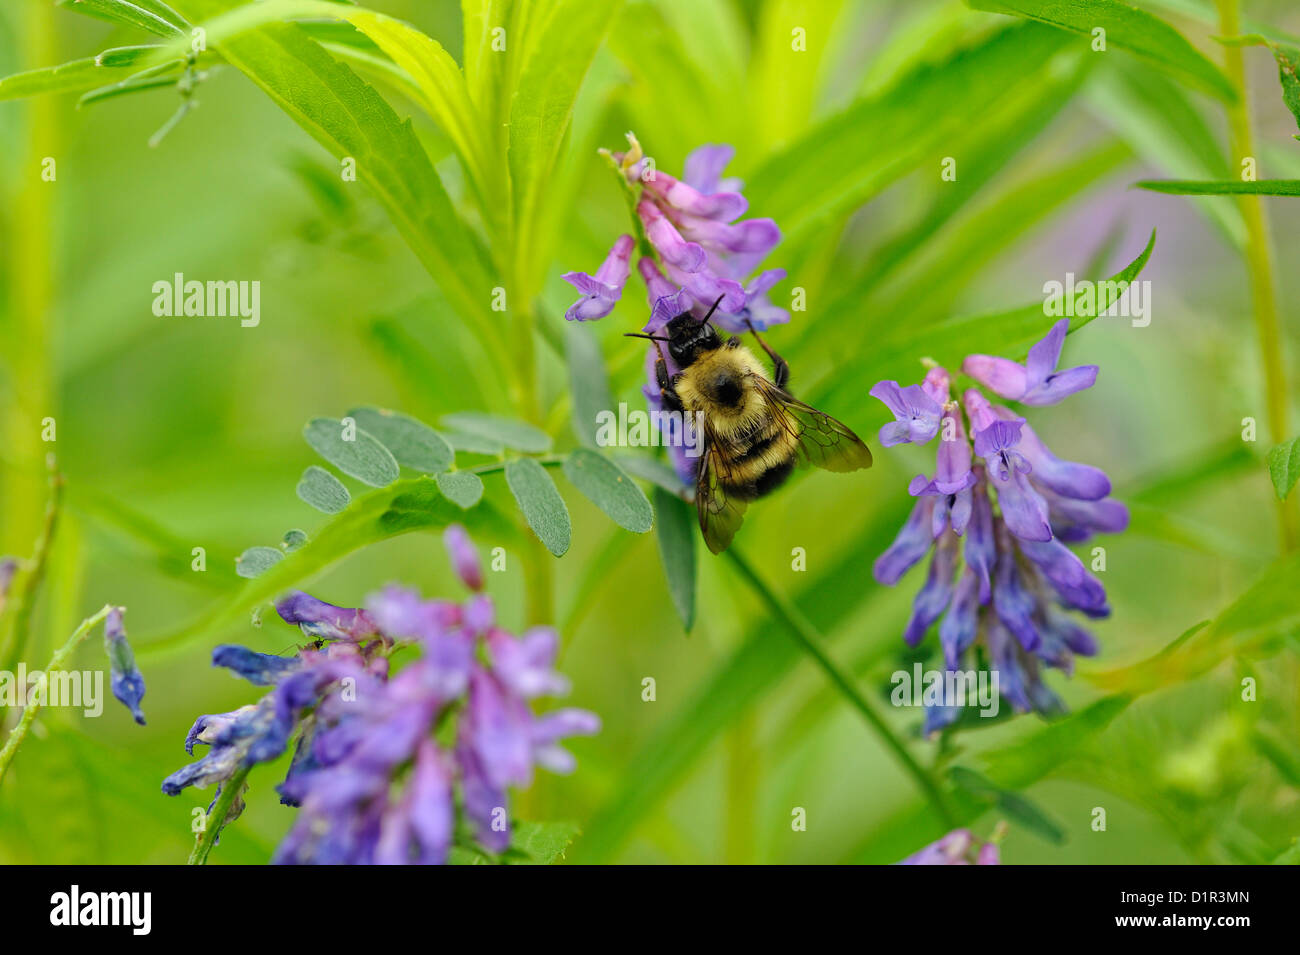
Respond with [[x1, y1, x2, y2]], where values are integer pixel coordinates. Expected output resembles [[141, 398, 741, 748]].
[[629, 295, 873, 554]]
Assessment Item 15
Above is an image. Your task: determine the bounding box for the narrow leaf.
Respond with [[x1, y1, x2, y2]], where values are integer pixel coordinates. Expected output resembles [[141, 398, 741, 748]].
[[304, 417, 399, 488], [235, 545, 284, 578], [1218, 34, 1300, 134], [442, 412, 552, 453], [1137, 178, 1300, 196], [436, 471, 484, 509], [968, 0, 1236, 102], [562, 449, 653, 534], [347, 407, 454, 474], [653, 487, 696, 631], [1267, 437, 1300, 501], [56, 0, 185, 37], [296, 465, 350, 514], [505, 459, 571, 556]]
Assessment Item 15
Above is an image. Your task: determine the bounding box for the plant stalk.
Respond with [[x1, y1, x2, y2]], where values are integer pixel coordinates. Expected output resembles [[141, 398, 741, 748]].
[[1217, 0, 1296, 551], [0, 604, 112, 786], [724, 548, 956, 828]]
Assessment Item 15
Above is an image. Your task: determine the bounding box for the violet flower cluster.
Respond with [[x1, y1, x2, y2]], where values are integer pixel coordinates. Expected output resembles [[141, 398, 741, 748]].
[[162, 525, 599, 864], [561, 133, 789, 483], [872, 320, 1127, 734]]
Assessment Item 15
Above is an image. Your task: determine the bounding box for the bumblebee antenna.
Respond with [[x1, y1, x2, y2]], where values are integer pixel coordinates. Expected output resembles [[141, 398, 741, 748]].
[[701, 294, 726, 323], [624, 332, 670, 342]]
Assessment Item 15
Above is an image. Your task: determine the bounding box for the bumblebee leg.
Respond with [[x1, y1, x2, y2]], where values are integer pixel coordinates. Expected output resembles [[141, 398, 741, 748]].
[[653, 343, 684, 413], [745, 319, 790, 389]]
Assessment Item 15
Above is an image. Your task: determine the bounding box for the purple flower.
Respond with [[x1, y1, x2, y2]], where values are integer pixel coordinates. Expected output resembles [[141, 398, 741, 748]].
[[562, 234, 633, 321], [963, 319, 1098, 406], [869, 381, 943, 448], [276, 591, 378, 642], [899, 828, 1000, 865], [0, 557, 18, 606], [166, 529, 598, 864], [443, 523, 484, 591], [103, 607, 146, 725], [870, 323, 1123, 731]]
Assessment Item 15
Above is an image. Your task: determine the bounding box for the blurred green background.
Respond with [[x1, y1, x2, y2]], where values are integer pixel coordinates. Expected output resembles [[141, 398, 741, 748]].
[[1, 0, 1298, 864]]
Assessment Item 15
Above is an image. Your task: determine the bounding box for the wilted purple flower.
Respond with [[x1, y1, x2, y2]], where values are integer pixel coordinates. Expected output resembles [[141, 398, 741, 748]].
[[562, 234, 634, 321], [963, 319, 1098, 406], [872, 322, 1127, 732], [165, 526, 598, 865], [103, 606, 146, 725], [899, 828, 1000, 865]]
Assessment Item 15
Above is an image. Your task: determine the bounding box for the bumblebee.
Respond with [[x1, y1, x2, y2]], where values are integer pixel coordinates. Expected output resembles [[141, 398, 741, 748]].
[[629, 297, 873, 554]]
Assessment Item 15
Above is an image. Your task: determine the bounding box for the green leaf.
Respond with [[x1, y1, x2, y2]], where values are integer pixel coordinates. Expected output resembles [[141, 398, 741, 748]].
[[296, 465, 351, 514], [967, 0, 1236, 102], [747, 24, 1075, 241], [347, 407, 453, 474], [1137, 178, 1300, 196], [281, 528, 309, 552], [303, 417, 399, 488], [614, 454, 688, 496], [442, 412, 552, 453], [1218, 34, 1300, 134], [442, 431, 505, 456], [561, 449, 653, 534], [502, 820, 581, 865], [505, 459, 571, 557], [652, 487, 695, 631], [993, 789, 1067, 845], [235, 545, 284, 578], [138, 477, 516, 660], [508, 0, 624, 291], [1267, 437, 1300, 501], [565, 322, 615, 448], [436, 471, 484, 509], [949, 766, 1067, 844], [57, 0, 185, 37], [0, 53, 183, 101], [160, 2, 496, 332]]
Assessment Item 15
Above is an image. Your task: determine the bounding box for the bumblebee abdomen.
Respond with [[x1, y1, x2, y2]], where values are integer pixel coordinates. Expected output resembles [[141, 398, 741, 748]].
[[717, 418, 799, 500]]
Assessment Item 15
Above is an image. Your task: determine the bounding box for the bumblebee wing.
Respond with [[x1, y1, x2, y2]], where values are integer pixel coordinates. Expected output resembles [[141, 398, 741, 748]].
[[755, 377, 873, 473], [696, 439, 748, 555]]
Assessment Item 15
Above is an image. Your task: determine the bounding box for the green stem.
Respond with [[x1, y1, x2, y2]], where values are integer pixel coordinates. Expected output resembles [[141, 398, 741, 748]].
[[188, 764, 250, 865], [724, 548, 956, 828], [466, 455, 565, 477], [1, 458, 62, 676], [1217, 0, 1296, 552], [0, 603, 112, 786]]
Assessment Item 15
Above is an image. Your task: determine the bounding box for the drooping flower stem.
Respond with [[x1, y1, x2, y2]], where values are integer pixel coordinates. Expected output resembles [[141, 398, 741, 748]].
[[0, 603, 112, 786], [188, 765, 250, 865], [1217, 0, 1297, 552], [723, 549, 957, 828]]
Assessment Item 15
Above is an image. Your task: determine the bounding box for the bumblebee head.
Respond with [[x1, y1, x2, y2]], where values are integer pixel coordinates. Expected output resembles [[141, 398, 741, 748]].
[[663, 312, 722, 367]]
